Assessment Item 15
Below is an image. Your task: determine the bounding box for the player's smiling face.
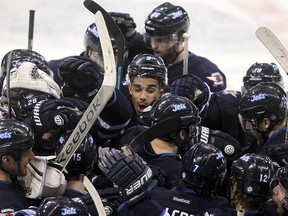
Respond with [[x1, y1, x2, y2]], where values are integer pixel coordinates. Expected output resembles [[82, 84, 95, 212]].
[[129, 76, 162, 115]]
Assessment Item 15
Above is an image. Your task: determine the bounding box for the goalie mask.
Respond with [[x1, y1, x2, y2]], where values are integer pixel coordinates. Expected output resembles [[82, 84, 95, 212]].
[[181, 142, 227, 196], [239, 82, 287, 133], [56, 130, 97, 178], [230, 153, 275, 197], [126, 53, 168, 88], [242, 62, 283, 94]]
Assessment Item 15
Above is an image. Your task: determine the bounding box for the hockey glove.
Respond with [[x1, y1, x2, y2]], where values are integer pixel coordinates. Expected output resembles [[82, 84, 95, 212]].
[[109, 12, 136, 38], [32, 97, 89, 136], [99, 145, 154, 206], [264, 143, 288, 167], [58, 56, 103, 103]]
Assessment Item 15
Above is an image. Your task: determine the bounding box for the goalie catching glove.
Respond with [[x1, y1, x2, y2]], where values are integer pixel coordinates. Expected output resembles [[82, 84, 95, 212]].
[[99, 145, 157, 206], [58, 56, 104, 103]]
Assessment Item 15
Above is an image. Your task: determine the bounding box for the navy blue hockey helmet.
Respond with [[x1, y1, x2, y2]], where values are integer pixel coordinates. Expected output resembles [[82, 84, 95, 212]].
[[242, 62, 283, 93], [181, 142, 227, 193], [56, 130, 97, 177], [150, 93, 201, 141], [170, 74, 211, 113], [231, 153, 275, 196], [126, 53, 168, 87], [84, 23, 118, 55], [239, 82, 287, 132], [0, 119, 34, 161], [145, 2, 190, 37], [0, 49, 53, 77], [36, 196, 90, 216]]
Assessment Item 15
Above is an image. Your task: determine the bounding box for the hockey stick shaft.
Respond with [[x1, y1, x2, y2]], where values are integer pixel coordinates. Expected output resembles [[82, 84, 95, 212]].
[[28, 10, 35, 50], [83, 0, 125, 90], [182, 33, 190, 75], [82, 175, 106, 216], [130, 117, 183, 153], [55, 11, 116, 170]]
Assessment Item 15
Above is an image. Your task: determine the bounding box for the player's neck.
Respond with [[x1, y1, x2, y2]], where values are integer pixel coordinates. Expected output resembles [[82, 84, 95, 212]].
[[151, 138, 178, 154], [0, 170, 12, 183]]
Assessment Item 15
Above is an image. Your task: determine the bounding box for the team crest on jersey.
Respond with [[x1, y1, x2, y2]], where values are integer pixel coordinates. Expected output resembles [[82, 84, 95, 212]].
[[206, 72, 224, 86]]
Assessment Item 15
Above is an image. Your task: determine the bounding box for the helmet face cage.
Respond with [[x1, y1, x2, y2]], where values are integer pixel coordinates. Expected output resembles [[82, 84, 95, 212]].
[[239, 82, 287, 130], [1, 49, 53, 77], [181, 142, 227, 192], [127, 53, 168, 87], [144, 2, 190, 37], [231, 153, 275, 196], [242, 62, 283, 93], [84, 23, 118, 55]]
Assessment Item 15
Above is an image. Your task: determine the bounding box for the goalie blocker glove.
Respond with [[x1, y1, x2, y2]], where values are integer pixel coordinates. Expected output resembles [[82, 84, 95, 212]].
[[58, 56, 104, 103], [99, 145, 157, 206]]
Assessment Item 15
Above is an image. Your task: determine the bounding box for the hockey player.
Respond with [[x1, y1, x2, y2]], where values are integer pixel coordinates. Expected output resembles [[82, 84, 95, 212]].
[[0, 119, 35, 213], [48, 22, 120, 86], [238, 82, 287, 156], [99, 142, 234, 216], [111, 2, 227, 92], [123, 53, 168, 127], [228, 153, 278, 216]]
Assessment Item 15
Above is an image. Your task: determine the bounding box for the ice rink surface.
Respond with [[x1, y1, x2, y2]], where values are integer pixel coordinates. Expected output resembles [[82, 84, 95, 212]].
[[1, 0, 288, 91]]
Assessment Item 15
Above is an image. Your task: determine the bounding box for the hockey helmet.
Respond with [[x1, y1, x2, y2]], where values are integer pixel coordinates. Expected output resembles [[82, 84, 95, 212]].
[[126, 53, 168, 87], [181, 142, 227, 193], [145, 2, 190, 37], [84, 23, 118, 55], [239, 82, 287, 131], [1, 49, 53, 77], [242, 62, 283, 93], [56, 130, 97, 177], [231, 153, 275, 196], [150, 93, 201, 140], [37, 196, 90, 216], [0, 119, 34, 161]]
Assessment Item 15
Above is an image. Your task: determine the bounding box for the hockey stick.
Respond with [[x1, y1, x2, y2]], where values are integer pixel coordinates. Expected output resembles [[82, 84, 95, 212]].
[[255, 26, 288, 144], [182, 33, 190, 75], [82, 175, 106, 216], [256, 27, 288, 74], [130, 117, 183, 153], [83, 0, 125, 90], [55, 11, 116, 171], [28, 10, 35, 50]]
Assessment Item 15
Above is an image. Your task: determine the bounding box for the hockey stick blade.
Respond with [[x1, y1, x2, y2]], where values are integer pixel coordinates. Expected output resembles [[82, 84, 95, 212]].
[[256, 26, 288, 73], [55, 11, 116, 171], [130, 117, 183, 153], [83, 0, 125, 89]]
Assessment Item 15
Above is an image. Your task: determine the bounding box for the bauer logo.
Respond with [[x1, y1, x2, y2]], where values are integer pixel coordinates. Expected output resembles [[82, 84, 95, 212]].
[[125, 167, 152, 196], [171, 103, 186, 112], [0, 131, 12, 139]]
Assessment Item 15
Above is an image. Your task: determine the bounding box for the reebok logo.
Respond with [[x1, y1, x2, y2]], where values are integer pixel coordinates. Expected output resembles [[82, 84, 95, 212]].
[[172, 196, 191, 204]]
